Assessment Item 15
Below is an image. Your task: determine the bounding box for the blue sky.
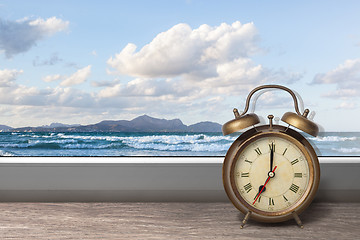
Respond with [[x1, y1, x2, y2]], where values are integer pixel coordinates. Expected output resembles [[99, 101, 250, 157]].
[[0, 0, 360, 131]]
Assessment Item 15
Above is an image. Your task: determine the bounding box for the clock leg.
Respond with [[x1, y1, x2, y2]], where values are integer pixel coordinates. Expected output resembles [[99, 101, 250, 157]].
[[240, 211, 252, 229], [292, 211, 304, 229]]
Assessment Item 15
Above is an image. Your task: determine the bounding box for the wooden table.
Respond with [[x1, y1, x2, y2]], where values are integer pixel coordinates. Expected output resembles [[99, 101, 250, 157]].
[[0, 202, 359, 239]]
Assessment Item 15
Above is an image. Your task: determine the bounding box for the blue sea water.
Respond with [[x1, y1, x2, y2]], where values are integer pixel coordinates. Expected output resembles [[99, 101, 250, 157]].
[[0, 132, 359, 157]]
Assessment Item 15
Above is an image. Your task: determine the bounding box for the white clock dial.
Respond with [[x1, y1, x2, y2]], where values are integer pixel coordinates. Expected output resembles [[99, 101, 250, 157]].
[[234, 136, 310, 212]]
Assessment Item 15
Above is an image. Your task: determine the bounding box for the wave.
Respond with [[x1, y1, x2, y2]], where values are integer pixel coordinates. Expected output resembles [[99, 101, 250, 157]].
[[331, 147, 360, 153], [0, 150, 15, 156], [310, 136, 357, 142], [126, 142, 231, 152], [57, 133, 235, 144]]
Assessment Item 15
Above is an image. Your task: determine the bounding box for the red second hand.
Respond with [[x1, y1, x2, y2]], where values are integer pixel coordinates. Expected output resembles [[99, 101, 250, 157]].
[[253, 166, 277, 205]]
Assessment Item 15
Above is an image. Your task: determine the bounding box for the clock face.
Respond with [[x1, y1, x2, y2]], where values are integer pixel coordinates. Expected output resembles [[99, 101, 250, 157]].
[[233, 135, 310, 213]]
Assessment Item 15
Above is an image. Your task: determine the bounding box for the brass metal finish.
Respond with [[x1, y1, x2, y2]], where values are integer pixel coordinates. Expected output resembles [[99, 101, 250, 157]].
[[222, 113, 260, 135], [233, 108, 241, 118], [222, 85, 319, 136], [240, 211, 252, 229], [292, 211, 304, 229], [240, 85, 302, 117], [268, 115, 274, 130], [222, 124, 320, 223], [282, 112, 319, 137]]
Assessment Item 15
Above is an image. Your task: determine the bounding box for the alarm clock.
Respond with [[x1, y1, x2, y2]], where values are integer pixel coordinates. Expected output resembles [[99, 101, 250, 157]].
[[222, 85, 320, 228]]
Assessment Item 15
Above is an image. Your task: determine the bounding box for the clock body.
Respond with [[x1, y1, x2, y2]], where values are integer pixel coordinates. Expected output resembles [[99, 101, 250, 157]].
[[222, 124, 320, 223]]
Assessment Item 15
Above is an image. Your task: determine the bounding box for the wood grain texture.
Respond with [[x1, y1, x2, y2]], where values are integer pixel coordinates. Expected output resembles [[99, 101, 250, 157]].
[[0, 202, 358, 239]]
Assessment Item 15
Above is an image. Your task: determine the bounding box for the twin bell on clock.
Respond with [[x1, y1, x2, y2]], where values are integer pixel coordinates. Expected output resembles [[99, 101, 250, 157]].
[[222, 84, 320, 228]]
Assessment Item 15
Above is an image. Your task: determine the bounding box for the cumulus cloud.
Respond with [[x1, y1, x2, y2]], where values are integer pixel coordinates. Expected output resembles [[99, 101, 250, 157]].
[[91, 79, 120, 87], [60, 65, 92, 86], [43, 74, 62, 82], [336, 101, 357, 109], [312, 58, 360, 98], [0, 68, 97, 108], [106, 21, 301, 103], [107, 21, 259, 78], [0, 69, 23, 87], [0, 21, 304, 126], [0, 17, 69, 58]]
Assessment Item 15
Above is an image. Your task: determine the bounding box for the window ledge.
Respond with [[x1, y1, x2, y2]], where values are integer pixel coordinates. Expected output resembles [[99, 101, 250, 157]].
[[0, 157, 358, 202]]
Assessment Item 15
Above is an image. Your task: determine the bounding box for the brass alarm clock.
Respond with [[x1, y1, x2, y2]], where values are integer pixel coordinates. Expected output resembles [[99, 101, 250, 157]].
[[222, 85, 320, 228]]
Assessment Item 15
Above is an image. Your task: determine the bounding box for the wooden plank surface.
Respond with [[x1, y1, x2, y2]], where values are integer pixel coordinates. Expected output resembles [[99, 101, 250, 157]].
[[0, 202, 358, 239]]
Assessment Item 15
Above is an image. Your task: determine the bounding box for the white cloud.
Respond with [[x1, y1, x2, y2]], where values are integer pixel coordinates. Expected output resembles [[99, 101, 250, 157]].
[[28, 17, 68, 35], [43, 74, 62, 82], [107, 21, 259, 78], [60, 65, 92, 86], [313, 58, 360, 98], [322, 89, 359, 98], [0, 69, 23, 87], [106, 21, 300, 105], [0, 68, 95, 108], [91, 79, 120, 87], [0, 17, 69, 58], [336, 101, 357, 109], [0, 21, 303, 127]]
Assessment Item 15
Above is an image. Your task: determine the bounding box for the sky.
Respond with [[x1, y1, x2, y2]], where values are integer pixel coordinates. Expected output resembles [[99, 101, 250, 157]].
[[0, 0, 360, 131]]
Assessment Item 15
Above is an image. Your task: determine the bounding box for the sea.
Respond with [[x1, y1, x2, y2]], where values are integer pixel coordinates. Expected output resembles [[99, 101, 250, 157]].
[[0, 131, 359, 157]]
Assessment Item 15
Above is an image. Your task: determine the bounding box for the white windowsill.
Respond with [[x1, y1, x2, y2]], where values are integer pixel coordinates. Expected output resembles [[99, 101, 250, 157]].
[[1, 156, 360, 163], [0, 156, 358, 202]]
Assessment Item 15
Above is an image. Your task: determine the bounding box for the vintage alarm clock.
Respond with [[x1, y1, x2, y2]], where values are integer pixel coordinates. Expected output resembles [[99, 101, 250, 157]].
[[222, 85, 320, 228]]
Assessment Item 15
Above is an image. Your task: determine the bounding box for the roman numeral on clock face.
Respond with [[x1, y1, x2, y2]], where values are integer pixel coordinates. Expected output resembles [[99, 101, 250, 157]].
[[282, 148, 288, 155], [241, 172, 249, 177], [283, 195, 288, 202], [291, 158, 299, 165], [244, 183, 252, 193], [294, 173, 303, 178], [253, 195, 261, 203], [254, 147, 262, 155], [268, 197, 275, 205], [289, 183, 300, 193], [268, 143, 275, 152]]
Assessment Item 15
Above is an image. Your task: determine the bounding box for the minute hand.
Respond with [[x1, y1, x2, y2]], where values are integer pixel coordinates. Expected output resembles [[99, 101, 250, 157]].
[[270, 143, 274, 172]]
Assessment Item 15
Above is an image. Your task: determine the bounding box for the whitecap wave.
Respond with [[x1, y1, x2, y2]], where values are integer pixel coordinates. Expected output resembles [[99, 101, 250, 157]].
[[57, 133, 236, 145], [331, 147, 360, 153], [126, 141, 231, 152], [0, 150, 15, 156], [310, 136, 357, 142]]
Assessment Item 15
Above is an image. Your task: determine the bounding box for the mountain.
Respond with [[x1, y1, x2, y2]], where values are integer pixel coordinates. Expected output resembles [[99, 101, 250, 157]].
[[0, 125, 12, 131], [8, 115, 222, 132], [39, 123, 81, 128], [188, 121, 222, 132]]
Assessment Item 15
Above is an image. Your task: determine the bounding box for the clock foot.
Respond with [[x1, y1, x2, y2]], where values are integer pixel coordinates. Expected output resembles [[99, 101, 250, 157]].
[[240, 211, 252, 229], [292, 211, 304, 229]]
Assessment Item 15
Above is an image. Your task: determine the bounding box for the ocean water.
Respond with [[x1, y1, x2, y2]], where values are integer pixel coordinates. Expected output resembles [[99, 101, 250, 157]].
[[0, 132, 359, 157]]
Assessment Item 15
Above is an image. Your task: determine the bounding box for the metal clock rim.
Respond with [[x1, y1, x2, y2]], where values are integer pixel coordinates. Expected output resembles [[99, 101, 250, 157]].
[[222, 125, 320, 223]]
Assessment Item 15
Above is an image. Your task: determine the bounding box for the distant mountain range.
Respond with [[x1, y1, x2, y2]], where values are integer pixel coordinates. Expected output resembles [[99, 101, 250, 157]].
[[1, 115, 222, 132]]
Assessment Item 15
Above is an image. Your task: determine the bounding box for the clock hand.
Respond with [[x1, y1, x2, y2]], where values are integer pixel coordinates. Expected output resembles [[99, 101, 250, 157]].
[[253, 166, 277, 205], [270, 142, 274, 172]]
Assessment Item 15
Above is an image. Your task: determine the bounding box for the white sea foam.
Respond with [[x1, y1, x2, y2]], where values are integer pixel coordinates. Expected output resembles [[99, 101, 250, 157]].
[[0, 150, 14, 156], [331, 147, 360, 153], [310, 136, 357, 142], [57, 133, 236, 145], [126, 141, 231, 152]]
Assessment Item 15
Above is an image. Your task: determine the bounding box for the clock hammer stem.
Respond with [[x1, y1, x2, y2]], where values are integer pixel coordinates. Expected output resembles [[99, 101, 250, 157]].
[[292, 211, 304, 229], [240, 211, 252, 229]]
